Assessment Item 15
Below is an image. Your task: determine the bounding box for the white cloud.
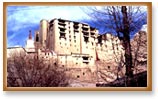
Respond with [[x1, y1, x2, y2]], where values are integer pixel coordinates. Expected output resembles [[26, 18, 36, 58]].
[[7, 6, 92, 47]]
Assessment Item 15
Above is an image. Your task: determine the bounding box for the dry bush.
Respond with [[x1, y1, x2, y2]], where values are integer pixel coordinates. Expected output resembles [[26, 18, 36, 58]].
[[7, 53, 69, 87]]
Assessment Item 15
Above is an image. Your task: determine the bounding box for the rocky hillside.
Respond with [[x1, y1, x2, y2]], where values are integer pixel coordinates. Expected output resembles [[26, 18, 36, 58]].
[[131, 30, 147, 73]]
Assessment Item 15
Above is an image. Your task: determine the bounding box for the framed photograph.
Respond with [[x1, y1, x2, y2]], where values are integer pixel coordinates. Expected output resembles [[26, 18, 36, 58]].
[[3, 2, 152, 91]]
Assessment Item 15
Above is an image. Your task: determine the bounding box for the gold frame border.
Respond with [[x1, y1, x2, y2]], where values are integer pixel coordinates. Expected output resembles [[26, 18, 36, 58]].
[[3, 2, 152, 91]]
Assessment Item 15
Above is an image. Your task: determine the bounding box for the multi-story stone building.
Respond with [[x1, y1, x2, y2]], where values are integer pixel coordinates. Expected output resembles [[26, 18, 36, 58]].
[[34, 18, 125, 84]]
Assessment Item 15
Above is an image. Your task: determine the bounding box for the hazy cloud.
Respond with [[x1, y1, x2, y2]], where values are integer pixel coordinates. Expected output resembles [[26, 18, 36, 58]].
[[7, 6, 90, 47]]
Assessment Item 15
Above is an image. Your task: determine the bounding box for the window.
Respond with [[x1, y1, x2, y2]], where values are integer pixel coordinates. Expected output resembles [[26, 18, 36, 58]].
[[98, 35, 102, 44], [92, 42, 93, 46], [83, 72, 85, 75], [108, 66, 110, 69], [77, 75, 80, 78], [82, 27, 88, 31], [84, 37, 89, 43], [59, 33, 66, 39], [82, 56, 89, 64], [83, 56, 88, 60], [36, 36, 39, 42]]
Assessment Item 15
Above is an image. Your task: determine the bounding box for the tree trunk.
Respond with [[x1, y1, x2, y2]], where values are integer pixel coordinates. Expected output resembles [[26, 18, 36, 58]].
[[121, 6, 133, 78]]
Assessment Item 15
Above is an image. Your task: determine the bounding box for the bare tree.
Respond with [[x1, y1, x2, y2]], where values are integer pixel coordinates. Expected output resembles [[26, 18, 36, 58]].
[[83, 6, 147, 79], [7, 52, 69, 87]]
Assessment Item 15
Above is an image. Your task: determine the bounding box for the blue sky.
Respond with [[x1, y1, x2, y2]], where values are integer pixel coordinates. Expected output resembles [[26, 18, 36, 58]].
[[7, 6, 147, 47], [7, 6, 91, 47]]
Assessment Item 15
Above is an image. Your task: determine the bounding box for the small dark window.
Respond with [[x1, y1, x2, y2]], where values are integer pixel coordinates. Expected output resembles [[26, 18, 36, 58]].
[[36, 36, 39, 42], [59, 33, 66, 39], [82, 56, 89, 64], [98, 35, 102, 44], [54, 62, 57, 65], [84, 37, 89, 42], [92, 42, 93, 45], [108, 66, 110, 69], [83, 72, 85, 75], [77, 75, 80, 78], [83, 56, 88, 60]]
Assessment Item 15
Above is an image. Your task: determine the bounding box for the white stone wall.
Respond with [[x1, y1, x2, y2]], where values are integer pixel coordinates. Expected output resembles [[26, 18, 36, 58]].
[[39, 19, 48, 48]]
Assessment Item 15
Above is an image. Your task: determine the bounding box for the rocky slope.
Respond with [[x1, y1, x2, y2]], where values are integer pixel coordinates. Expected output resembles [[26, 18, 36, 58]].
[[131, 30, 147, 74]]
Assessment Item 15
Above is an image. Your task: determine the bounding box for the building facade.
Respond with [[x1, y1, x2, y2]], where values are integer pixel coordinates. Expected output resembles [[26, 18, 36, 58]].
[[35, 18, 125, 84]]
